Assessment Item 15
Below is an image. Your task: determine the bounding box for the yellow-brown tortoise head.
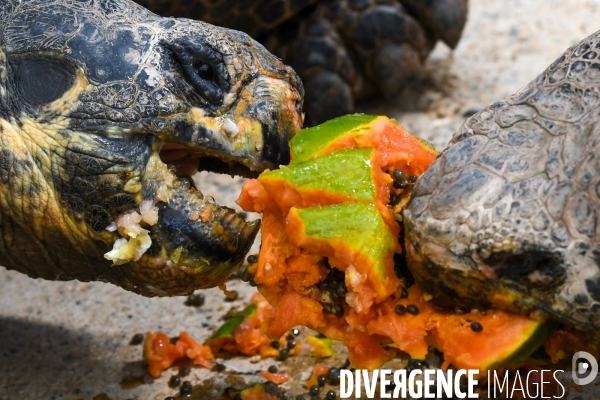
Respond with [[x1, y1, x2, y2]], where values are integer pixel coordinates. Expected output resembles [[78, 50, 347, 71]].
[[0, 0, 303, 296]]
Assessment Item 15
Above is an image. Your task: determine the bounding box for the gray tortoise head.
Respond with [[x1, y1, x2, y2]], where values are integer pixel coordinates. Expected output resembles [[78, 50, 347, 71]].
[[405, 29, 600, 330], [0, 0, 303, 296]]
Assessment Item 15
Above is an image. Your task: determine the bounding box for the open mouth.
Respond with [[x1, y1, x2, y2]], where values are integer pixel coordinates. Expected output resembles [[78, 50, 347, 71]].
[[158, 142, 260, 179]]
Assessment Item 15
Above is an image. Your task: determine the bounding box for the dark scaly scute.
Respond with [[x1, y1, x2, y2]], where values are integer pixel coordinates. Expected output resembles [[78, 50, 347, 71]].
[[405, 30, 600, 330]]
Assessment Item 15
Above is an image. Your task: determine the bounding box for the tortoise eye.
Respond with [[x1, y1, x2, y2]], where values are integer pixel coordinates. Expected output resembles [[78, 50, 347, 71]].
[[162, 39, 225, 106], [194, 61, 214, 81]]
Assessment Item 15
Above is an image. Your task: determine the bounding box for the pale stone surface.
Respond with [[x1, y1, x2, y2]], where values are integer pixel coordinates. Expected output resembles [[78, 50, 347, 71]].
[[2, 1, 600, 399]]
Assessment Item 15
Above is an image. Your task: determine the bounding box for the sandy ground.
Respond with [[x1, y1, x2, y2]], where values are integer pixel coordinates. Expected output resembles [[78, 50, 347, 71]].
[[2, 1, 600, 399]]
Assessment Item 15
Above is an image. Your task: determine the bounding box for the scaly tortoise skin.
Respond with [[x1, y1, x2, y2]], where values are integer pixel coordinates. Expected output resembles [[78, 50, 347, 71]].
[[405, 30, 600, 331], [135, 0, 469, 125], [0, 0, 303, 296]]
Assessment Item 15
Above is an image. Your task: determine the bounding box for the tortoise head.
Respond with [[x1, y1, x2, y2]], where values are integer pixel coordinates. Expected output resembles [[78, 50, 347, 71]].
[[0, 0, 303, 295], [404, 31, 600, 330]]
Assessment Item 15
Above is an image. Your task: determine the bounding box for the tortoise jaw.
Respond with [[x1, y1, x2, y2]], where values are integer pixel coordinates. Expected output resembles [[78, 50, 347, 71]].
[[404, 220, 557, 322], [103, 148, 261, 296], [148, 177, 260, 291]]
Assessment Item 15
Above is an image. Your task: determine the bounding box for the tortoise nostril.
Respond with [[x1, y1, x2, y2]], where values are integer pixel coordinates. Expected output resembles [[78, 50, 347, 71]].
[[194, 61, 214, 81]]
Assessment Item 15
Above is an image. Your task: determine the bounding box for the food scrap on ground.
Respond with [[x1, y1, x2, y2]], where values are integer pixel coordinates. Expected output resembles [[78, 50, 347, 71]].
[[144, 331, 214, 378], [307, 335, 335, 358], [143, 293, 302, 377], [257, 371, 290, 385]]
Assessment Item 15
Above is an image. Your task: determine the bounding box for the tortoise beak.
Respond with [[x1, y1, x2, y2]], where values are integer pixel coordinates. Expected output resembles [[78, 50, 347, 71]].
[[152, 72, 303, 177]]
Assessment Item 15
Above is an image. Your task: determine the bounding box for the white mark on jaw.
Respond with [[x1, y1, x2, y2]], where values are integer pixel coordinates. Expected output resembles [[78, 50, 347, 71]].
[[223, 118, 240, 138]]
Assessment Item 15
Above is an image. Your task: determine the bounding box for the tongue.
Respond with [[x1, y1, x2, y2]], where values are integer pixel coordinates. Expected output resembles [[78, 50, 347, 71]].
[[159, 148, 200, 177]]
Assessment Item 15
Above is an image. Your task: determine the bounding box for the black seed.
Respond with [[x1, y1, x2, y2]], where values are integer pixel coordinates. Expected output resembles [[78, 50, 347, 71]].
[[224, 291, 239, 302], [165, 397, 176, 400], [407, 305, 419, 315], [180, 382, 192, 395], [179, 367, 191, 376], [409, 359, 428, 369], [182, 380, 192, 387], [393, 169, 405, 181], [470, 322, 483, 332], [323, 304, 332, 314], [393, 179, 407, 189], [247, 254, 258, 264], [390, 193, 401, 205], [318, 374, 327, 386], [337, 285, 347, 296], [130, 333, 144, 345], [334, 304, 344, 317], [401, 288, 408, 298], [331, 292, 340, 301], [318, 281, 330, 291], [292, 328, 301, 336], [271, 340, 281, 349], [212, 363, 226, 372], [310, 385, 320, 395], [332, 270, 344, 282], [394, 304, 407, 316], [185, 293, 205, 307], [240, 268, 251, 282], [287, 334, 295, 341], [268, 365, 278, 373], [264, 382, 277, 391], [329, 368, 340, 385], [278, 348, 289, 361], [249, 279, 258, 287], [287, 340, 297, 349], [326, 390, 336, 400], [169, 375, 181, 387]]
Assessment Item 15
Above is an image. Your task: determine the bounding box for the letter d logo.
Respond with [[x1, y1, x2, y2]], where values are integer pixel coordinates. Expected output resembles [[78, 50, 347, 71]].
[[572, 351, 598, 386]]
